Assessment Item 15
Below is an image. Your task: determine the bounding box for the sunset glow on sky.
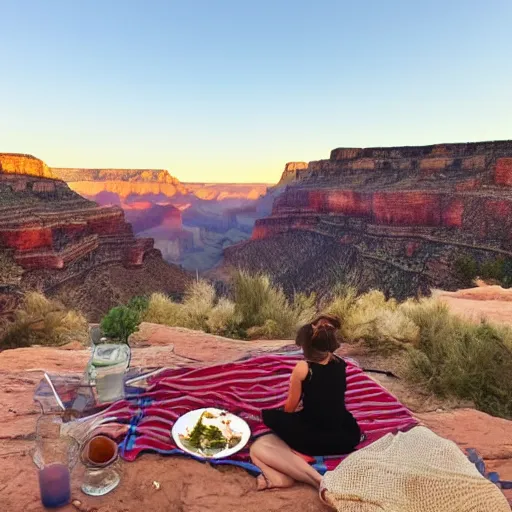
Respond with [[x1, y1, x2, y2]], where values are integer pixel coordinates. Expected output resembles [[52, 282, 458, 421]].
[[1, 0, 511, 183]]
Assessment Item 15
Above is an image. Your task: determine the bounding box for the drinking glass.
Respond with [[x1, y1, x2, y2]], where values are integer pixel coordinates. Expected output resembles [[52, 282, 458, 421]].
[[33, 414, 78, 509]]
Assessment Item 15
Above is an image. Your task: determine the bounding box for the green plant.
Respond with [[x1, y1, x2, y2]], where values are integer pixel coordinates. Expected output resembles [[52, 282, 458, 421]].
[[100, 306, 141, 343], [454, 255, 478, 285], [127, 295, 149, 315], [502, 259, 512, 288], [406, 313, 512, 419], [480, 258, 505, 282]]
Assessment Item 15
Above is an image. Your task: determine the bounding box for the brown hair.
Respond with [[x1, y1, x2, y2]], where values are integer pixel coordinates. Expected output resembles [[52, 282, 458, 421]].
[[295, 314, 341, 362]]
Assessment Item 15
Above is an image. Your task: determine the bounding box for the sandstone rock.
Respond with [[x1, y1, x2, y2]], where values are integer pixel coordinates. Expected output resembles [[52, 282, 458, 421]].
[[0, 154, 192, 321], [226, 140, 512, 299], [0, 154, 55, 179], [0, 326, 510, 510]]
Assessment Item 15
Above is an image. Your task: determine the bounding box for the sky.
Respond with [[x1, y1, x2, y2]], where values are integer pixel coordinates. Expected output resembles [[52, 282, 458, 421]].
[[1, 0, 511, 184]]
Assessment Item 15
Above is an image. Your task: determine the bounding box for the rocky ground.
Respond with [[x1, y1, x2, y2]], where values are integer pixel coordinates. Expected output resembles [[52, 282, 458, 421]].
[[1, 315, 511, 510], [435, 283, 512, 326]]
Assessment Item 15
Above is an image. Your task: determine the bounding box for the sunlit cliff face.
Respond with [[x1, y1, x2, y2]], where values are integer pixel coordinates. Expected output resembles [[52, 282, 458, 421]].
[[0, 154, 55, 179]]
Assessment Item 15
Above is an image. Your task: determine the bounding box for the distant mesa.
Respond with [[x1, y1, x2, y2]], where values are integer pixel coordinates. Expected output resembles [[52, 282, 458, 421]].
[[0, 153, 56, 179], [224, 140, 512, 299], [53, 167, 270, 272]]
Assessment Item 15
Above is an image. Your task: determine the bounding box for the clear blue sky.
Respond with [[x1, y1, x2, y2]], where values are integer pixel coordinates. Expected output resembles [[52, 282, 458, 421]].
[[1, 0, 511, 183]]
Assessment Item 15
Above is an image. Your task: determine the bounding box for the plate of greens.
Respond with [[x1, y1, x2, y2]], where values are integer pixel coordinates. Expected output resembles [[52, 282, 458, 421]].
[[172, 408, 251, 459]]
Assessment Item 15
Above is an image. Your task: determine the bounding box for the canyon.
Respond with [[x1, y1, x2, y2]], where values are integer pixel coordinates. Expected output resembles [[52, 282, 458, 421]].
[[0, 154, 191, 322], [52, 168, 269, 271], [224, 141, 512, 299]]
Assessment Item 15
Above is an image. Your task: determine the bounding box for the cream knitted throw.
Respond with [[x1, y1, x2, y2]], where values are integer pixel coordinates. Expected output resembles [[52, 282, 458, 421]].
[[320, 426, 509, 512]]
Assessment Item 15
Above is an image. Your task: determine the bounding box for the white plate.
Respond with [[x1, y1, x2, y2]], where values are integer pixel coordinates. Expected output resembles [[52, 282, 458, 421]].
[[171, 407, 251, 459]]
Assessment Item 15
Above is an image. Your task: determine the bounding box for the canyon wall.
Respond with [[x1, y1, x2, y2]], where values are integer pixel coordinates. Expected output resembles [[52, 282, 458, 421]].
[[0, 153, 55, 179], [225, 141, 512, 299], [52, 168, 269, 271], [0, 155, 191, 321]]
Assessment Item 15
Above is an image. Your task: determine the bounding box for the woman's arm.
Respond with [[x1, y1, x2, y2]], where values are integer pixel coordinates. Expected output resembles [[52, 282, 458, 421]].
[[284, 361, 308, 413]]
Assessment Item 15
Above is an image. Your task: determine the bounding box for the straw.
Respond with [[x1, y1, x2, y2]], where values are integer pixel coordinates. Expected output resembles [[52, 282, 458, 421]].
[[44, 373, 66, 411]]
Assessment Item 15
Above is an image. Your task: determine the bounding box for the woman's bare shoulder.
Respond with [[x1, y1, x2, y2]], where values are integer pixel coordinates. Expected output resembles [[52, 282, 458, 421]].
[[292, 360, 309, 380]]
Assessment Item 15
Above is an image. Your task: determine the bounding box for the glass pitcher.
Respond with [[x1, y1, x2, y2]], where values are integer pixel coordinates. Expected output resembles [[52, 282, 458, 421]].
[[87, 342, 131, 404], [32, 414, 79, 508]]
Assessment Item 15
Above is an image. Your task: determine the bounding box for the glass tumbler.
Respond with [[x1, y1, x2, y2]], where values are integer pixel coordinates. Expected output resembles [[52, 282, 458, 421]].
[[32, 414, 78, 509]]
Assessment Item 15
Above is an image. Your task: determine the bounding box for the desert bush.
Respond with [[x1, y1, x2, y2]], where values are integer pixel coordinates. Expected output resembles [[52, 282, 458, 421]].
[[233, 271, 316, 339], [454, 255, 478, 285], [143, 292, 184, 326], [180, 280, 216, 331], [247, 319, 282, 340], [0, 292, 88, 350], [100, 306, 140, 343], [205, 298, 242, 336], [406, 313, 512, 419], [127, 296, 149, 315], [143, 282, 236, 334], [322, 289, 413, 348]]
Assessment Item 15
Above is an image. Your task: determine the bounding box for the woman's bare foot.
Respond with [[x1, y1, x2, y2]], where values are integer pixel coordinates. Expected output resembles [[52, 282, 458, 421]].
[[256, 473, 295, 491], [256, 474, 269, 491]]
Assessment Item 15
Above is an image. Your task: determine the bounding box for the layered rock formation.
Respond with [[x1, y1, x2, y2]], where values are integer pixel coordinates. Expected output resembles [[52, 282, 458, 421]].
[[52, 167, 189, 198], [53, 168, 269, 271], [0, 155, 191, 321], [225, 141, 512, 298]]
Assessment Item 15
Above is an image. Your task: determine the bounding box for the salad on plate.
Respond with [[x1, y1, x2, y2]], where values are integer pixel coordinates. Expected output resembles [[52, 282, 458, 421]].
[[178, 409, 243, 457]]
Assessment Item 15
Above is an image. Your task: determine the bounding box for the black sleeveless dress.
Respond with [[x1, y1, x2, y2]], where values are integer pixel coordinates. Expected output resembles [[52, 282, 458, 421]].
[[261, 356, 361, 456]]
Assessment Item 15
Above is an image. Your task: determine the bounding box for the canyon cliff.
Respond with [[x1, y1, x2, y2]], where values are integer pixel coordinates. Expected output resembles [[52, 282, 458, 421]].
[[52, 168, 269, 272], [0, 155, 191, 322], [224, 141, 512, 299]]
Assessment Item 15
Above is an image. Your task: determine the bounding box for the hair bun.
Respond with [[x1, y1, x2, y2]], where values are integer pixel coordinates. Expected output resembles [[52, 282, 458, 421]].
[[311, 320, 336, 340]]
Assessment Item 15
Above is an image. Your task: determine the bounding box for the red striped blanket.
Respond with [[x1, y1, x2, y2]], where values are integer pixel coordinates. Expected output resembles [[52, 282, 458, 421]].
[[110, 353, 417, 474]]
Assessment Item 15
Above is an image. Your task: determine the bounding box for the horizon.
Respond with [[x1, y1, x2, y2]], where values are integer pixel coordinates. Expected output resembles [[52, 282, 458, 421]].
[[1, 0, 511, 183]]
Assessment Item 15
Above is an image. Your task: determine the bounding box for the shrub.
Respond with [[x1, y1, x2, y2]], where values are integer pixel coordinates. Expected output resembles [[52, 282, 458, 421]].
[[406, 314, 512, 419], [206, 298, 241, 336], [454, 255, 478, 285], [480, 258, 505, 282], [232, 271, 315, 339], [127, 296, 149, 315], [100, 306, 140, 343], [181, 280, 216, 331], [0, 292, 88, 350], [143, 293, 184, 326]]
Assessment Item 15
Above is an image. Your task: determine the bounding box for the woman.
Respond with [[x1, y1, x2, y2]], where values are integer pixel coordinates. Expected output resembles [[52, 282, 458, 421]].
[[250, 315, 362, 490]]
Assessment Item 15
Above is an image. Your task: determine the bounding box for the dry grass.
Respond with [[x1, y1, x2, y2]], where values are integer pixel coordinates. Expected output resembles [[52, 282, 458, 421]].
[[0, 292, 89, 349], [233, 271, 316, 339], [142, 272, 316, 340], [323, 290, 512, 418]]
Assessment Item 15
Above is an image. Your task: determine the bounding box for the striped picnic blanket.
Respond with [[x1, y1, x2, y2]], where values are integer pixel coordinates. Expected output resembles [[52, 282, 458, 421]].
[[111, 353, 418, 474]]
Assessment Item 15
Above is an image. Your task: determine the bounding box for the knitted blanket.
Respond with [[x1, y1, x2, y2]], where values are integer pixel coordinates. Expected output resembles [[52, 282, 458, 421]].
[[320, 426, 511, 511]]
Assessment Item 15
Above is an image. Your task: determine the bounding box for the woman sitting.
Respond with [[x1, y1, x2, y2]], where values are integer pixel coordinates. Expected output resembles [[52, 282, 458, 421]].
[[250, 315, 362, 490]]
